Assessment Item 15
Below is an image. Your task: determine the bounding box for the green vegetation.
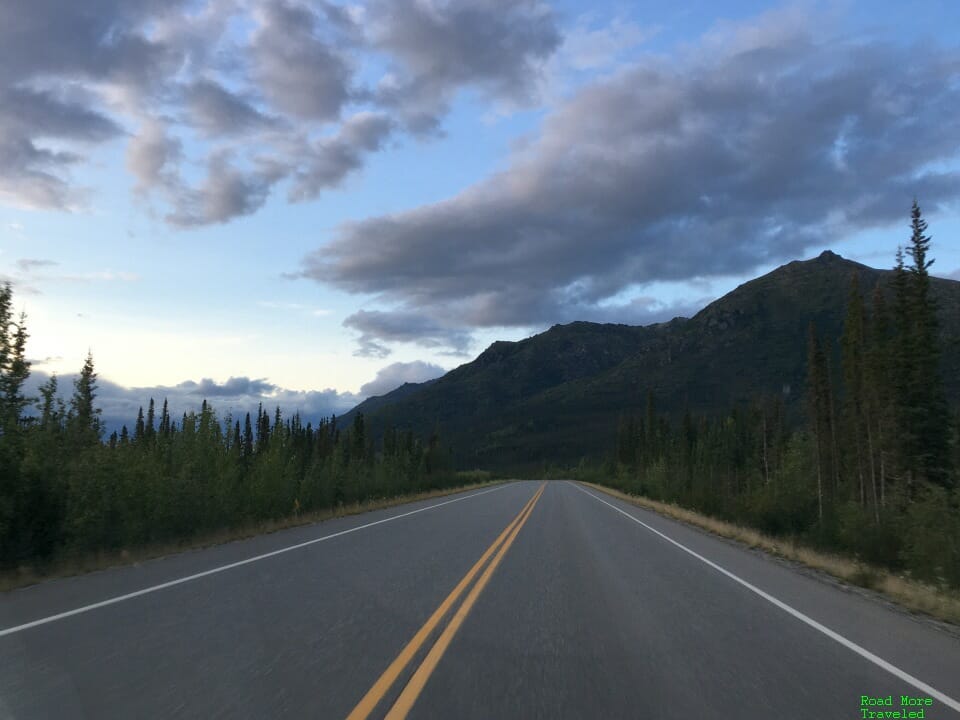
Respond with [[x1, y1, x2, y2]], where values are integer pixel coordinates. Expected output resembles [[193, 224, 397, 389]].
[[587, 202, 959, 590], [0, 295, 462, 571]]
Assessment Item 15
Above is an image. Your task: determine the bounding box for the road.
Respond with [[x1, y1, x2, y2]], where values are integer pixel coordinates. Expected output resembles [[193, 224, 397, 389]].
[[1, 480, 959, 719]]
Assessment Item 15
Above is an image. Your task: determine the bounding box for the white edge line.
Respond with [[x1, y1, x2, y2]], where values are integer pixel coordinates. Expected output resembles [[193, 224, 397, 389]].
[[568, 481, 960, 715], [0, 484, 511, 638]]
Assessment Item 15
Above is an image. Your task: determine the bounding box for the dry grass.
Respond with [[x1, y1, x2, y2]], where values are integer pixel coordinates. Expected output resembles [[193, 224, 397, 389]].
[[0, 480, 505, 593], [581, 481, 960, 627]]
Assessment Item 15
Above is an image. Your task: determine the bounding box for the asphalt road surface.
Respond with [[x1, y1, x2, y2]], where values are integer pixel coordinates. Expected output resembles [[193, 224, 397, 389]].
[[2, 480, 959, 719]]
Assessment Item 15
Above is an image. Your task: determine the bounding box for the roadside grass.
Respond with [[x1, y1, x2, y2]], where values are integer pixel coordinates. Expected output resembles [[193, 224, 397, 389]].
[[0, 478, 506, 593], [581, 481, 960, 627]]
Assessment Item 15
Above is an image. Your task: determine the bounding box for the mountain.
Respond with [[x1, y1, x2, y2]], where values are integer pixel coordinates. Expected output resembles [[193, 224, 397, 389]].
[[343, 251, 960, 469], [338, 379, 437, 427]]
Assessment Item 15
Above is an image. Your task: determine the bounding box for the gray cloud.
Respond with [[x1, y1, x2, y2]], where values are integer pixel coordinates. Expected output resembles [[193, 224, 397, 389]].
[[0, 0, 182, 88], [344, 309, 473, 358], [1, 86, 122, 141], [369, 0, 560, 132], [251, 0, 353, 122], [0, 0, 564, 223], [166, 150, 284, 227], [24, 371, 361, 435], [288, 112, 395, 201], [0, 85, 124, 208], [0, 0, 183, 208], [183, 79, 278, 136], [358, 360, 445, 398], [126, 117, 183, 194], [301, 8, 960, 353], [180, 376, 278, 397], [16, 258, 59, 272], [0, 137, 78, 209]]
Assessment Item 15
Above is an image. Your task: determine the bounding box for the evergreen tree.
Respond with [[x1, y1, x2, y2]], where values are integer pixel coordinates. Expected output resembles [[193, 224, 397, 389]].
[[159, 398, 170, 437], [351, 413, 366, 463], [903, 200, 950, 487], [866, 282, 892, 511], [841, 273, 867, 507], [67, 352, 102, 446], [145, 398, 156, 441], [243, 412, 254, 458], [134, 407, 145, 443], [0, 300, 32, 438], [806, 323, 832, 521], [37, 375, 61, 431]]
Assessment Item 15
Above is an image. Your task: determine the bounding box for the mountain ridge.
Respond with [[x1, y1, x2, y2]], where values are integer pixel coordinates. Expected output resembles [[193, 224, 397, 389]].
[[341, 251, 960, 468]]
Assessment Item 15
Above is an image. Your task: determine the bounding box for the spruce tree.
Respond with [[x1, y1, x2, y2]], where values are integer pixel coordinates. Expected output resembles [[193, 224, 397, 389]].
[[0, 307, 32, 438], [243, 412, 254, 458], [134, 407, 145, 443], [68, 351, 102, 446], [841, 273, 867, 506], [145, 398, 156, 441], [159, 398, 170, 437], [866, 282, 892, 511], [904, 200, 950, 487], [37, 375, 61, 431], [806, 323, 831, 520]]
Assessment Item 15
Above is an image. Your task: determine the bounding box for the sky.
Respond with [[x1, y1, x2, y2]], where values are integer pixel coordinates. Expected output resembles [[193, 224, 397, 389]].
[[1, 0, 960, 430]]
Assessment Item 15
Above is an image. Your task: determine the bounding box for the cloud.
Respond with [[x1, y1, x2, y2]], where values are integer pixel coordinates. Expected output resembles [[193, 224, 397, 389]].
[[55, 270, 140, 283], [23, 371, 361, 434], [22, 360, 450, 434], [368, 0, 560, 131], [126, 117, 183, 194], [166, 150, 284, 227], [560, 15, 656, 71], [16, 258, 58, 272], [0, 0, 180, 209], [180, 376, 278, 397], [0, 0, 563, 224], [343, 309, 473, 358], [0, 84, 123, 209], [251, 1, 354, 122], [299, 7, 960, 353], [183, 79, 278, 136], [358, 360, 445, 398], [26, 355, 64, 367], [287, 112, 395, 201]]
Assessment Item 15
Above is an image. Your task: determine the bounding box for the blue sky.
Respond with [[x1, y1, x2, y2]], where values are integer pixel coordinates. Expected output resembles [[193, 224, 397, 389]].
[[1, 0, 959, 429]]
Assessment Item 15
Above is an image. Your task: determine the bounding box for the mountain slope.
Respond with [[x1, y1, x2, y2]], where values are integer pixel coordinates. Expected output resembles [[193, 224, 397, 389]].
[[346, 251, 960, 469]]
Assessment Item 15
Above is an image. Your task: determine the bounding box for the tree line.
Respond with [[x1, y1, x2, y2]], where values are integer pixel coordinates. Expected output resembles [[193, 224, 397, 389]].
[[602, 202, 959, 588], [0, 297, 458, 568]]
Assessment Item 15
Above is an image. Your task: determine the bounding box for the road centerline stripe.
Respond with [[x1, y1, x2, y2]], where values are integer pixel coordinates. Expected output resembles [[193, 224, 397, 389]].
[[569, 481, 960, 715], [383, 483, 546, 720], [0, 484, 510, 639], [347, 482, 545, 720]]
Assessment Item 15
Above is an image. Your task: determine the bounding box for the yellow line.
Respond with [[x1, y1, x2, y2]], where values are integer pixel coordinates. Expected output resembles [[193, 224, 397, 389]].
[[346, 483, 545, 720], [384, 483, 546, 720]]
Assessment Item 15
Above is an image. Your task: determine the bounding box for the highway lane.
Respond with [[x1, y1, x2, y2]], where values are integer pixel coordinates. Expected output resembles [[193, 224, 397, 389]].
[[2, 479, 959, 719], [412, 482, 960, 719], [0, 482, 530, 718]]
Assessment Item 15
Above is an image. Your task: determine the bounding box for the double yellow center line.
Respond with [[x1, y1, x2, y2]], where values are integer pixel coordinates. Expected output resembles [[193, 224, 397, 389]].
[[347, 482, 546, 720]]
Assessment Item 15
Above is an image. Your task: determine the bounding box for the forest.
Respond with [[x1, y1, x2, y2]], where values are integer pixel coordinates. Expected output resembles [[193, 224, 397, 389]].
[[0, 304, 461, 569], [594, 202, 960, 588]]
